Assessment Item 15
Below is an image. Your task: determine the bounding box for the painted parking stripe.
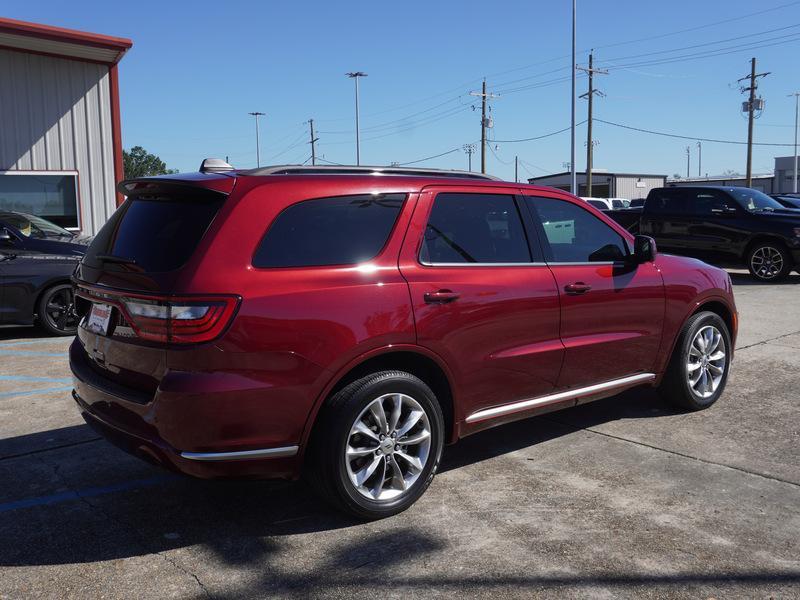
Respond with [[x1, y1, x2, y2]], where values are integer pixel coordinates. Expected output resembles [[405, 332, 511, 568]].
[[0, 474, 176, 514], [0, 386, 73, 399], [0, 375, 71, 383], [0, 350, 65, 357], [0, 339, 73, 348]]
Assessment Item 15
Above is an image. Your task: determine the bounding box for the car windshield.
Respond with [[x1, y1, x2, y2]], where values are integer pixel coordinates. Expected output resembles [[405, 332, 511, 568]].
[[0, 212, 72, 238], [729, 189, 785, 212]]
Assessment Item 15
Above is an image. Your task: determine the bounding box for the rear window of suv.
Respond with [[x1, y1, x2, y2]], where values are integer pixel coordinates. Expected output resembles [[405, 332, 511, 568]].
[[253, 193, 406, 268], [84, 193, 225, 272]]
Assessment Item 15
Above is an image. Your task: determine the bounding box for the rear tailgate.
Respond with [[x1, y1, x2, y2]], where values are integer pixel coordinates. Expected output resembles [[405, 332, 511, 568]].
[[72, 174, 235, 398]]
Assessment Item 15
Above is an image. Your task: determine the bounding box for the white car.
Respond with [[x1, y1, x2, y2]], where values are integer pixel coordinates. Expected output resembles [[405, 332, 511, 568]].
[[580, 197, 630, 210]]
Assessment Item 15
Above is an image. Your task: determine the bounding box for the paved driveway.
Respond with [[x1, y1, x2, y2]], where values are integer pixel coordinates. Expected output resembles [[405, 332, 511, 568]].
[[1, 271, 798, 598]]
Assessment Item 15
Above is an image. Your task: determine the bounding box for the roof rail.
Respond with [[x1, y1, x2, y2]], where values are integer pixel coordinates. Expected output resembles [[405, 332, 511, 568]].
[[240, 164, 502, 181]]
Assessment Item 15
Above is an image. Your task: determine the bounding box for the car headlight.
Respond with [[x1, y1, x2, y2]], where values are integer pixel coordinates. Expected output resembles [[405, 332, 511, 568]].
[[794, 227, 800, 237]]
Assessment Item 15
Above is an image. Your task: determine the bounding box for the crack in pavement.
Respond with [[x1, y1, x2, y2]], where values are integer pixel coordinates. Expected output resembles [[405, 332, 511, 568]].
[[542, 416, 800, 489], [33, 453, 214, 599], [0, 437, 102, 462], [735, 329, 800, 352]]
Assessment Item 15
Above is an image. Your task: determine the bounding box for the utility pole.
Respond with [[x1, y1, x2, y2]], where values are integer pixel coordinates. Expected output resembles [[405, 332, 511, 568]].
[[308, 119, 319, 166], [470, 80, 499, 174], [346, 72, 367, 165], [738, 58, 769, 187], [686, 146, 691, 178], [570, 0, 577, 194], [248, 111, 266, 167], [578, 51, 608, 197], [696, 141, 702, 177], [515, 156, 519, 183], [790, 92, 800, 193], [463, 143, 476, 171]]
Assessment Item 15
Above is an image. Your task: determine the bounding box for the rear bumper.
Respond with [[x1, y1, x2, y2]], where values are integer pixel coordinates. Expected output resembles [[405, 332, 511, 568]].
[[70, 338, 304, 479]]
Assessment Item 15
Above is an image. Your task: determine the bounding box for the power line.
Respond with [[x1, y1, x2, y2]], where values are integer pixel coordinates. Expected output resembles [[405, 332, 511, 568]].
[[492, 121, 587, 144], [595, 118, 795, 146], [395, 146, 467, 166]]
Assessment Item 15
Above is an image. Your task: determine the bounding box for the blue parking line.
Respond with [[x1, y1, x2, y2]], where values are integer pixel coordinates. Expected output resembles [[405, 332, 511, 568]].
[[0, 339, 72, 348], [0, 375, 71, 383], [0, 474, 176, 514], [0, 350, 64, 357], [0, 386, 73, 399]]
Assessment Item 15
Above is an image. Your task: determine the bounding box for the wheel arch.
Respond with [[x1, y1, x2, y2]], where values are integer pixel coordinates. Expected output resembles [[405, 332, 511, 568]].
[[743, 234, 790, 259], [300, 346, 459, 459]]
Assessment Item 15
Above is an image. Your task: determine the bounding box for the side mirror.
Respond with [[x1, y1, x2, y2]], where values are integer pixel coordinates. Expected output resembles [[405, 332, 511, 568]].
[[0, 228, 12, 243], [632, 235, 657, 264]]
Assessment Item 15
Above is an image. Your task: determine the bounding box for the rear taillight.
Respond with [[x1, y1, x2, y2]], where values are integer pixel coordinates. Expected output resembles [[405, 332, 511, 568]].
[[121, 296, 238, 343]]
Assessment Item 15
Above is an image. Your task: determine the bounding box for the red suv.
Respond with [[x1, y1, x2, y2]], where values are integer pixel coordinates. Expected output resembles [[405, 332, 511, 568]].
[[70, 164, 737, 519]]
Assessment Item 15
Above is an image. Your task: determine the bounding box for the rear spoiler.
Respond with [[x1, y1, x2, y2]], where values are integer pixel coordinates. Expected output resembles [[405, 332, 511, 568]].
[[117, 173, 236, 198]]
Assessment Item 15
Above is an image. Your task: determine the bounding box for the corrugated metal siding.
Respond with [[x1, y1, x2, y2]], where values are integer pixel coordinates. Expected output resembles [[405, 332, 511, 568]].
[[0, 48, 116, 234], [615, 176, 666, 200]]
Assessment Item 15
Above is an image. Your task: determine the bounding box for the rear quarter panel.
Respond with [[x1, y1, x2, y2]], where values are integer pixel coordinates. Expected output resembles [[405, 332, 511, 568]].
[[164, 178, 421, 450]]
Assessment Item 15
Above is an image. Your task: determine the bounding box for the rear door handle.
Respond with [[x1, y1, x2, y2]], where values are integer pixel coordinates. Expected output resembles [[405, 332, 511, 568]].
[[564, 282, 592, 295], [424, 290, 460, 304]]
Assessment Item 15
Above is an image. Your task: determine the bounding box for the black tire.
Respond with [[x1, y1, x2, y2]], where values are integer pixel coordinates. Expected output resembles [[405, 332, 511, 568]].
[[305, 370, 444, 520], [658, 311, 732, 411], [746, 241, 792, 282], [37, 283, 78, 336]]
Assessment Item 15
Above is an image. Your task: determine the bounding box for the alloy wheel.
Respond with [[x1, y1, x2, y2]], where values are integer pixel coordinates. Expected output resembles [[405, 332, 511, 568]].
[[44, 286, 77, 333], [345, 393, 432, 501], [750, 246, 784, 280], [686, 325, 726, 399]]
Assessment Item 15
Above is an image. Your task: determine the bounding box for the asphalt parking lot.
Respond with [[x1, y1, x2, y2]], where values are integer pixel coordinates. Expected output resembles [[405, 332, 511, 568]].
[[1, 271, 798, 599]]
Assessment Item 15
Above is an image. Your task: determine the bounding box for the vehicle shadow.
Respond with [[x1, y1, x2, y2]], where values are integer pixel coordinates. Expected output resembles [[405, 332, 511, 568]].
[[1, 386, 679, 571], [729, 272, 800, 286], [0, 324, 66, 342]]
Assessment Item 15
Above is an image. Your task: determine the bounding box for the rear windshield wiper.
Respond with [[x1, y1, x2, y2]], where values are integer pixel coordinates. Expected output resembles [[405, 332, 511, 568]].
[[95, 254, 138, 265]]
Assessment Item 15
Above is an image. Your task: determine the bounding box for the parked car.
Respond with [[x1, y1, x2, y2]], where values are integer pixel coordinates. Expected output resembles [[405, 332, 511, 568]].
[[608, 197, 631, 209], [580, 197, 612, 210], [771, 194, 800, 210], [71, 164, 737, 519], [606, 186, 800, 281], [629, 198, 646, 208], [0, 211, 87, 335]]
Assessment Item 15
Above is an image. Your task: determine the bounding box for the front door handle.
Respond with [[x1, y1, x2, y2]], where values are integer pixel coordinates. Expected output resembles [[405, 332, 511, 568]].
[[424, 290, 460, 304], [564, 282, 592, 295]]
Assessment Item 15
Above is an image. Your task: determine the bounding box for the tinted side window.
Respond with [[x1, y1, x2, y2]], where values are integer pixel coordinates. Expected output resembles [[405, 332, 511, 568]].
[[253, 193, 405, 268], [687, 190, 735, 215], [528, 197, 628, 263], [646, 189, 689, 214], [420, 193, 532, 264]]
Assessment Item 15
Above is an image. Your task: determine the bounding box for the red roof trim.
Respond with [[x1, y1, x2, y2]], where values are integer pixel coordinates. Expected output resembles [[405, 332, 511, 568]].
[[0, 17, 132, 63]]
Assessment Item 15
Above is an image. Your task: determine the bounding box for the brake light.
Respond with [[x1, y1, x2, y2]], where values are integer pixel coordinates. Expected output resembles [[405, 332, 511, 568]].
[[121, 295, 239, 343]]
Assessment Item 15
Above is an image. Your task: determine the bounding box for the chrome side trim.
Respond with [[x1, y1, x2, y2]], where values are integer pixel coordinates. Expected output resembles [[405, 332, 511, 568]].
[[181, 445, 299, 461], [419, 261, 549, 267], [465, 373, 656, 424]]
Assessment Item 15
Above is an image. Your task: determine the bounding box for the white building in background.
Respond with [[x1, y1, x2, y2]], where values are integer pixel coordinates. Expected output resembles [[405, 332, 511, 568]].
[[0, 17, 132, 234]]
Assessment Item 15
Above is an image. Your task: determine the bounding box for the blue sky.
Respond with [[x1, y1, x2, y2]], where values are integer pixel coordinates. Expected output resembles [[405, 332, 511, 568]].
[[7, 0, 800, 181]]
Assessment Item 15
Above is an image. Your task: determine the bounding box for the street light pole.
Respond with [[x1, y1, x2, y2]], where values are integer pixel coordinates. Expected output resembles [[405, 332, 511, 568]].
[[790, 92, 800, 193], [570, 0, 577, 195], [346, 72, 367, 165], [248, 111, 265, 167]]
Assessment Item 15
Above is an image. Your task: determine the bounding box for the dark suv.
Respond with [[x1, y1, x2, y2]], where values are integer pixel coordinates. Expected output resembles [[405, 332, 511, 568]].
[[70, 164, 737, 519], [608, 186, 800, 281]]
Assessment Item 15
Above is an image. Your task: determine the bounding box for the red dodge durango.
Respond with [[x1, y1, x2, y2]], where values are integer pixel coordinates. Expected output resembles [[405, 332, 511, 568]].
[[70, 163, 737, 519]]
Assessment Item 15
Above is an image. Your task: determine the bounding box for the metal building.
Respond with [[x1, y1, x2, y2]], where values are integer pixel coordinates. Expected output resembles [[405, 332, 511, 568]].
[[0, 17, 132, 234], [527, 171, 667, 200]]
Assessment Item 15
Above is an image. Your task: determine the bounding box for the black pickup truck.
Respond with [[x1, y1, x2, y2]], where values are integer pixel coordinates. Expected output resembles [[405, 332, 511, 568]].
[[606, 186, 800, 281]]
